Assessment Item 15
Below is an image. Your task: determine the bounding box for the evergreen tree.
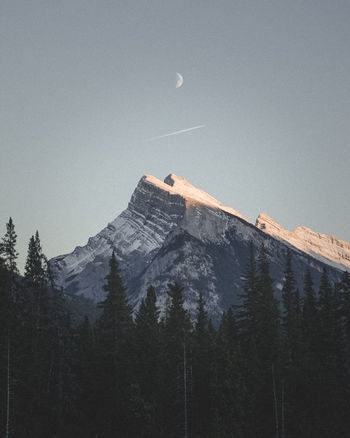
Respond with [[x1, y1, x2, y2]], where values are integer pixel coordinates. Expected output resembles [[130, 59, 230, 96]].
[[254, 245, 281, 438], [0, 250, 13, 437], [300, 268, 320, 437], [282, 249, 296, 339], [281, 251, 303, 367], [191, 293, 215, 438], [13, 232, 76, 438], [95, 252, 137, 437], [237, 243, 261, 435], [302, 269, 318, 344], [74, 316, 97, 438], [239, 241, 258, 334], [134, 285, 161, 437], [280, 251, 303, 437], [315, 269, 347, 436], [0, 251, 13, 335], [24, 231, 46, 287], [160, 282, 192, 437], [1, 217, 19, 275], [339, 271, 350, 355], [214, 308, 244, 437], [98, 251, 133, 342], [256, 245, 281, 366]]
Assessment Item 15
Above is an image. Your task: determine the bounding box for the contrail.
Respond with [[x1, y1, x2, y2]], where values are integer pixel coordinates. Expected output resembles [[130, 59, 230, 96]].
[[146, 124, 205, 142]]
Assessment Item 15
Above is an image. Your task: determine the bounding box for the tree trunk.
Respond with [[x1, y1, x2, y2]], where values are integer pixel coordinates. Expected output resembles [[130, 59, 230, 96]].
[[6, 337, 11, 438], [272, 363, 279, 438]]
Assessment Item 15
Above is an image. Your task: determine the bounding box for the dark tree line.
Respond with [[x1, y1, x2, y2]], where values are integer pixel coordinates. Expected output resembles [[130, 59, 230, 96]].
[[1, 218, 350, 437]]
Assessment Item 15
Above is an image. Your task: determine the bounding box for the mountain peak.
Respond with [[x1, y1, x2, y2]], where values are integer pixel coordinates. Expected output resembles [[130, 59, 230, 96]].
[[144, 174, 248, 221], [51, 172, 347, 314], [164, 173, 180, 187]]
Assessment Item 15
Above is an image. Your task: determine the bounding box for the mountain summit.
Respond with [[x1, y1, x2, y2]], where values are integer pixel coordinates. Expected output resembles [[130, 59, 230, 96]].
[[146, 174, 248, 221], [51, 173, 348, 320]]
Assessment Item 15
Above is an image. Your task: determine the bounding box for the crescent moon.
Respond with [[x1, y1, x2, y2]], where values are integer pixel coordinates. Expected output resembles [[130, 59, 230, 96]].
[[176, 72, 183, 88]]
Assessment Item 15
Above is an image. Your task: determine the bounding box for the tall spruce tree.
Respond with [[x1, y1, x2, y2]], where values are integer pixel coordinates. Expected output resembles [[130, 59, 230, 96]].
[[98, 251, 133, 342], [95, 252, 137, 437], [281, 250, 303, 365], [239, 242, 258, 334], [191, 293, 215, 438], [280, 251, 304, 437], [0, 247, 13, 437], [238, 243, 261, 436], [302, 269, 318, 344], [282, 250, 296, 339], [214, 308, 245, 437], [315, 269, 347, 436], [16, 231, 66, 438], [255, 245, 281, 438], [24, 231, 46, 287], [134, 285, 161, 437], [256, 245, 281, 366], [1, 217, 19, 275], [160, 282, 192, 437]]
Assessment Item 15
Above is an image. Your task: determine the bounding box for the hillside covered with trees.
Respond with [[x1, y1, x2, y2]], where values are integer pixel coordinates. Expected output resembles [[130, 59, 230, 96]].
[[1, 217, 350, 437]]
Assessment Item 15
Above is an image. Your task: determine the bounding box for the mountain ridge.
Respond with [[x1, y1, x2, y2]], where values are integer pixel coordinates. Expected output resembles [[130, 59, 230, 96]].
[[50, 173, 348, 320], [256, 212, 350, 270]]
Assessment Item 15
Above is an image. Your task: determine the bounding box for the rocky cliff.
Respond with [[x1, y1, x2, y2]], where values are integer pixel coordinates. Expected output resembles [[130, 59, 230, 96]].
[[51, 174, 348, 321]]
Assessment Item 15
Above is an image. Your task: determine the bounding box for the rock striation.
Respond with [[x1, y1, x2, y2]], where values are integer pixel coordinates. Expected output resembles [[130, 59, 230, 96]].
[[51, 174, 348, 322], [256, 213, 350, 270]]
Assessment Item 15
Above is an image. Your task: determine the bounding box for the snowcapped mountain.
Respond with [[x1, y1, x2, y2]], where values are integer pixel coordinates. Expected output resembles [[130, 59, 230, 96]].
[[50, 174, 348, 321]]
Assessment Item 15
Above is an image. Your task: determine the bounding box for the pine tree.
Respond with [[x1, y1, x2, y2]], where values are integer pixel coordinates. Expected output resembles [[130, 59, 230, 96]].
[[74, 316, 97, 438], [160, 282, 192, 437], [95, 252, 136, 437], [191, 293, 215, 438], [254, 245, 281, 438], [318, 269, 341, 366], [302, 269, 318, 342], [0, 247, 13, 437], [280, 251, 304, 437], [214, 308, 244, 437], [315, 269, 347, 436], [239, 241, 258, 334], [98, 251, 133, 342], [282, 249, 296, 338], [237, 243, 261, 435], [15, 231, 73, 438], [0, 250, 13, 335], [1, 217, 19, 275], [134, 285, 161, 437], [256, 245, 281, 366], [24, 231, 46, 287], [338, 271, 350, 353]]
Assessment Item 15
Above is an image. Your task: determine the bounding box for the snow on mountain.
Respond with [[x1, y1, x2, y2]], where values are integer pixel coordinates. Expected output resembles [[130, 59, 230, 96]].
[[50, 173, 348, 321], [256, 213, 350, 271]]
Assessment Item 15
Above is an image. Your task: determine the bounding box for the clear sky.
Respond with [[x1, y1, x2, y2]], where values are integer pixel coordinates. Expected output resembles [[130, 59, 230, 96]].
[[1, 1, 350, 272]]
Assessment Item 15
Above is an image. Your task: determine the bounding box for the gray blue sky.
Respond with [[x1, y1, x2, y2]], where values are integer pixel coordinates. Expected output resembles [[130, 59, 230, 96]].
[[1, 0, 350, 272]]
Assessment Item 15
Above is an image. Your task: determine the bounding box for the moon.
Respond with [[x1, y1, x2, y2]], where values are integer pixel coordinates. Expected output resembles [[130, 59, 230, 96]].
[[176, 72, 183, 88]]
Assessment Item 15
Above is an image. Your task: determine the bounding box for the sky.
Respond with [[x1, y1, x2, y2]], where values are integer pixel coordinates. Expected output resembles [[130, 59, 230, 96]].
[[1, 0, 350, 272]]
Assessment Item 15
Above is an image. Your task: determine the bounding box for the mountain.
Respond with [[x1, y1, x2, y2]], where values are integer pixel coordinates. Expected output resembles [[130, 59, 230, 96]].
[[256, 212, 350, 270], [50, 173, 348, 322]]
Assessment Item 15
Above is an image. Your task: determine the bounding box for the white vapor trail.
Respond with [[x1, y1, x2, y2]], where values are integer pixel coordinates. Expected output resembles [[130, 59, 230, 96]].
[[146, 124, 206, 142]]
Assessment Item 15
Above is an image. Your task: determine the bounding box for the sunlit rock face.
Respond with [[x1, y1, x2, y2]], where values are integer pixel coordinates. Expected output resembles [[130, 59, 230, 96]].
[[51, 174, 347, 323], [256, 213, 350, 270]]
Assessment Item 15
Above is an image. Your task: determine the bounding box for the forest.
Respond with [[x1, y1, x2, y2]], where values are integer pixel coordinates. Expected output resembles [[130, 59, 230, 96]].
[[1, 217, 350, 438]]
